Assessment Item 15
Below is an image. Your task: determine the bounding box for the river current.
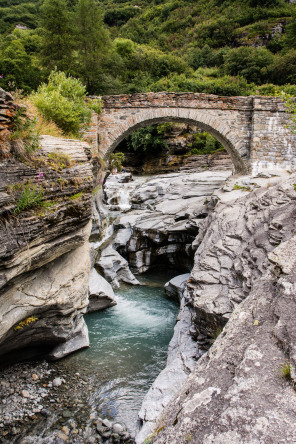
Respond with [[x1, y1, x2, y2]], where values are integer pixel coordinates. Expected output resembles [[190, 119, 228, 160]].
[[63, 271, 179, 435]]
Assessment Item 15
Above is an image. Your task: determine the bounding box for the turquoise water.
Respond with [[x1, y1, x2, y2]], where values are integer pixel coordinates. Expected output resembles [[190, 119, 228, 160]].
[[65, 271, 179, 435]]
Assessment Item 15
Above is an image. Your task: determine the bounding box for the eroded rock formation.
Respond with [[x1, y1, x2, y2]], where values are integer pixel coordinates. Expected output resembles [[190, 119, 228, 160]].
[[0, 89, 95, 360], [147, 173, 296, 444], [101, 171, 231, 284]]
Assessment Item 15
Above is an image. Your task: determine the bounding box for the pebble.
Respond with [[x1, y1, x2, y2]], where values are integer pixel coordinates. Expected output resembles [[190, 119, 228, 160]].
[[52, 377, 63, 387], [102, 418, 112, 428], [0, 361, 133, 444], [61, 425, 70, 435], [112, 423, 125, 434]]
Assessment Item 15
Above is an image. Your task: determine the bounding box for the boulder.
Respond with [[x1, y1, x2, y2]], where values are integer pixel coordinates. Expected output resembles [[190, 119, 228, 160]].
[[164, 274, 190, 301], [96, 245, 140, 289], [0, 238, 91, 360], [88, 268, 117, 312]]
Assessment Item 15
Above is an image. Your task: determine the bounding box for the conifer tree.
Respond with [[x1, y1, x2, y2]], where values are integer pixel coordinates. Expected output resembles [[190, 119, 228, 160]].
[[41, 0, 73, 73], [74, 0, 113, 94]]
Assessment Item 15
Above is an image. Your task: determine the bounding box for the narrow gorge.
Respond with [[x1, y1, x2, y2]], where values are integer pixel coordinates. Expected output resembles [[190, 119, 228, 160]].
[[1, 86, 296, 444]]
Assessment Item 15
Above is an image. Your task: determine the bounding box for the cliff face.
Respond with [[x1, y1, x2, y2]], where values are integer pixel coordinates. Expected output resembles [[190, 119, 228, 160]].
[[0, 89, 94, 360], [151, 174, 296, 444]]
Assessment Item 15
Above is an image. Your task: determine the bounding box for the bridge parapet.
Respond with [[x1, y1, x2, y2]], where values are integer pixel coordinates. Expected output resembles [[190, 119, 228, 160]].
[[101, 92, 253, 111]]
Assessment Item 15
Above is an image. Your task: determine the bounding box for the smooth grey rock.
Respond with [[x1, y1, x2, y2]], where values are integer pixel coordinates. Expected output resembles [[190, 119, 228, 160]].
[[96, 245, 140, 289], [164, 274, 190, 301], [147, 174, 296, 444], [48, 317, 89, 360], [0, 237, 91, 359], [88, 268, 117, 312], [102, 418, 112, 428], [112, 423, 125, 434]]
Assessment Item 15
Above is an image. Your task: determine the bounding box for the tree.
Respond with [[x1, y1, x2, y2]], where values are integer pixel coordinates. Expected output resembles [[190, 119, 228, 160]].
[[40, 0, 73, 72], [0, 38, 42, 92], [223, 46, 274, 84], [74, 0, 113, 94]]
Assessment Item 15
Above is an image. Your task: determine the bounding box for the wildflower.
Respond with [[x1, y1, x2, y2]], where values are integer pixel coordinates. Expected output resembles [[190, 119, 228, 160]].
[[37, 172, 44, 182]]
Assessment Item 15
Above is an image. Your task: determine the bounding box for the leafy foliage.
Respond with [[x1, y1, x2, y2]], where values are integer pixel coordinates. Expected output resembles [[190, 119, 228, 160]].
[[31, 70, 91, 135], [125, 126, 168, 152], [189, 132, 224, 155], [110, 152, 125, 170], [0, 0, 295, 95]]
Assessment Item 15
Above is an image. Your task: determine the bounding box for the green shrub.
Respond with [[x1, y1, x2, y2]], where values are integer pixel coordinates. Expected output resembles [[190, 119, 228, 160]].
[[150, 72, 254, 96], [280, 360, 292, 381], [110, 152, 125, 170], [31, 70, 91, 136], [189, 131, 224, 155], [123, 125, 168, 153], [87, 98, 102, 115], [223, 46, 274, 84], [14, 183, 44, 214]]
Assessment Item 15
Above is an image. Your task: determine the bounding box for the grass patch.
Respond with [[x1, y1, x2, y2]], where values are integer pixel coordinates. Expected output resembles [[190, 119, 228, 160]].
[[232, 184, 251, 191], [281, 360, 292, 381], [144, 435, 155, 444], [69, 191, 83, 200], [20, 99, 65, 138], [14, 184, 44, 214], [48, 152, 72, 170]]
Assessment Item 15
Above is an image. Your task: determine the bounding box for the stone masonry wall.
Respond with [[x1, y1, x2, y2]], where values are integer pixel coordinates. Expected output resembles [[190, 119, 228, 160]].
[[251, 96, 296, 174], [94, 92, 296, 176]]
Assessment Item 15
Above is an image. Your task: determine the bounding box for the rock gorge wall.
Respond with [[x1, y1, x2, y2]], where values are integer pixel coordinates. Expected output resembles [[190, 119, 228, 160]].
[[148, 173, 296, 444], [0, 89, 95, 361]]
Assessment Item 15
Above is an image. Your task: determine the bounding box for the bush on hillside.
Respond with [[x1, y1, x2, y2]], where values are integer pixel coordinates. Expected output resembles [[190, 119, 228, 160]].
[[223, 46, 274, 84], [31, 70, 91, 135], [150, 72, 254, 96]]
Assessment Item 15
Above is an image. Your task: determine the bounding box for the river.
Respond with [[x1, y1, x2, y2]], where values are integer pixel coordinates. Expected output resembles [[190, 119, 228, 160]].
[[64, 271, 179, 436]]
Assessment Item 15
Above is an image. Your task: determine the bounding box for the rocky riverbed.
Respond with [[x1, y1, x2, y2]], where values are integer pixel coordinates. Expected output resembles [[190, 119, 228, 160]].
[[0, 359, 134, 444]]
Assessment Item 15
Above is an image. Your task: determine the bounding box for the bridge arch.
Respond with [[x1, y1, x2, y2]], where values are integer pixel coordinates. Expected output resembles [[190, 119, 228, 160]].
[[103, 110, 248, 174], [94, 92, 296, 176]]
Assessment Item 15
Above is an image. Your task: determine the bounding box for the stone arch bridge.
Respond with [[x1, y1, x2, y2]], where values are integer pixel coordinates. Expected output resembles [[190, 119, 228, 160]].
[[86, 92, 296, 175]]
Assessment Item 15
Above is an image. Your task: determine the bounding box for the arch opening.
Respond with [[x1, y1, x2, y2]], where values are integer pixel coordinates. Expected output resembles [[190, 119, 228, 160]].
[[103, 116, 249, 175], [113, 121, 232, 176]]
